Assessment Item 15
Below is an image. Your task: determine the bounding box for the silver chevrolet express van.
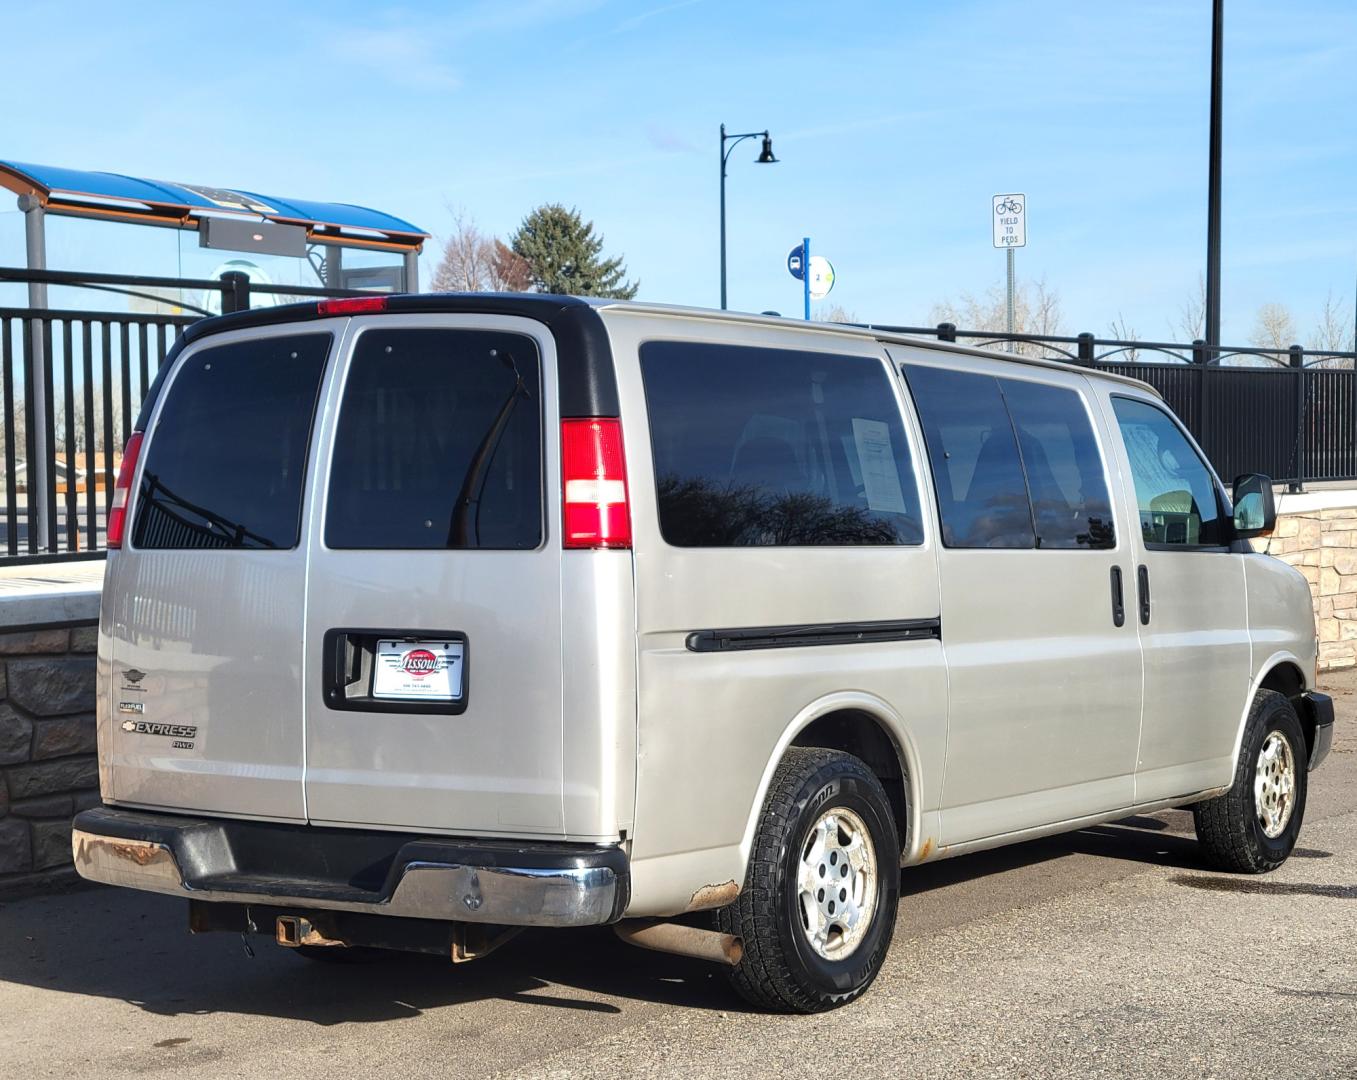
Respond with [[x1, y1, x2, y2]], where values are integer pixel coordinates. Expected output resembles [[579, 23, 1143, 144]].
[[74, 294, 1334, 1013]]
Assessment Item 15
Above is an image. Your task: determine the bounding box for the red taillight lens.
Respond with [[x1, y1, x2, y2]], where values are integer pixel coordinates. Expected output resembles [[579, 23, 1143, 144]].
[[317, 296, 388, 316], [561, 418, 630, 549], [106, 431, 144, 549]]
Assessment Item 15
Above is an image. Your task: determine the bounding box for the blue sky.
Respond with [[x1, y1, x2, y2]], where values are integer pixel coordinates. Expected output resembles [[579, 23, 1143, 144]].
[[2, 0, 1355, 345]]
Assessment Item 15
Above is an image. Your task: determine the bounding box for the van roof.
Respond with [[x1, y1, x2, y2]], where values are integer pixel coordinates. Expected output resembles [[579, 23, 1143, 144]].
[[591, 300, 1160, 396], [173, 292, 1160, 400]]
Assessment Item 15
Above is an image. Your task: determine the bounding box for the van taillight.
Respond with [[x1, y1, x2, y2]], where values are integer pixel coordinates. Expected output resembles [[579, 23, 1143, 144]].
[[106, 431, 144, 549], [561, 418, 630, 549]]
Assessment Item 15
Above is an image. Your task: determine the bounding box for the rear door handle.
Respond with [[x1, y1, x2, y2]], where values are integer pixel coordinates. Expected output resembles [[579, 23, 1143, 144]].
[[1110, 566, 1125, 627], [1137, 565, 1151, 625]]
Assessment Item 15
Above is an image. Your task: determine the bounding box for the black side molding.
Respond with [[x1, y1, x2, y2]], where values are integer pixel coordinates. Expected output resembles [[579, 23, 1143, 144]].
[[686, 618, 941, 653]]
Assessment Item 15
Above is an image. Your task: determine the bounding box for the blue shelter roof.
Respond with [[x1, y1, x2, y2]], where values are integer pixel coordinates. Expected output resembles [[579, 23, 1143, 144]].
[[0, 160, 427, 251]]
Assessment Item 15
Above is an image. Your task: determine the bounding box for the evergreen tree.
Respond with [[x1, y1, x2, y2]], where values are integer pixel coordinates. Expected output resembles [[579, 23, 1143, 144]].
[[510, 204, 639, 299]]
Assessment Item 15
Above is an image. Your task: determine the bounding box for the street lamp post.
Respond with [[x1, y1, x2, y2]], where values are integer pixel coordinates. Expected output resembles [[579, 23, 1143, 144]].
[[719, 123, 777, 310]]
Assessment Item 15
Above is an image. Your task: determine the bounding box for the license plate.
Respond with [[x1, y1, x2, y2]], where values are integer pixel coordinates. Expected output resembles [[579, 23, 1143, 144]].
[[372, 639, 465, 702]]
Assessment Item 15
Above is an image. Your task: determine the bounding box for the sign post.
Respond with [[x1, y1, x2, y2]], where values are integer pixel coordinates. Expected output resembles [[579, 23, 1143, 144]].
[[992, 193, 1026, 351], [802, 237, 811, 320], [789, 239, 835, 319]]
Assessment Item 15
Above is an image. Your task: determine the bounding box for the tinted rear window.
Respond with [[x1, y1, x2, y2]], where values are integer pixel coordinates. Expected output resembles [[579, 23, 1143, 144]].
[[640, 341, 923, 546], [325, 328, 542, 550], [132, 333, 330, 550], [998, 379, 1115, 549], [906, 366, 1035, 549], [904, 367, 1114, 550]]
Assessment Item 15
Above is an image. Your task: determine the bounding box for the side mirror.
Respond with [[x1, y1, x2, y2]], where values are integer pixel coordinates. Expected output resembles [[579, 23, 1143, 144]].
[[1231, 473, 1276, 539]]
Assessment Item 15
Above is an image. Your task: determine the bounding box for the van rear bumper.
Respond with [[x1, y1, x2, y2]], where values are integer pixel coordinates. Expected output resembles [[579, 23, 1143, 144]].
[[71, 806, 628, 927], [1302, 691, 1334, 772]]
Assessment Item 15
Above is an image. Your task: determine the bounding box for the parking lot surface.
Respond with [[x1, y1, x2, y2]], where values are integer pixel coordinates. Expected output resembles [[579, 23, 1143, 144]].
[[2, 673, 1354, 1079]]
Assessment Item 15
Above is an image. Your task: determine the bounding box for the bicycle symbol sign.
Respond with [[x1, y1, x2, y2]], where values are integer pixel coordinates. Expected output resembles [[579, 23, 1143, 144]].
[[992, 193, 1026, 249]]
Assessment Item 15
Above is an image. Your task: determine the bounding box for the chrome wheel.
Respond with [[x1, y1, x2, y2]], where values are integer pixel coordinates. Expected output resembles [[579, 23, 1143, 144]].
[[796, 807, 878, 960], [1254, 730, 1297, 839]]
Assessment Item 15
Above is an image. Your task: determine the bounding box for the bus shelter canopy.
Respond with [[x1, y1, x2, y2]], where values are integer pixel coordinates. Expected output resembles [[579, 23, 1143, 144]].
[[0, 159, 427, 254]]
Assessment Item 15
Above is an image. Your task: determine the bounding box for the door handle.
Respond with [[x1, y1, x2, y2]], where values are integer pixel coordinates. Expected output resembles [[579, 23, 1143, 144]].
[[1137, 565, 1151, 625], [1110, 566, 1125, 627]]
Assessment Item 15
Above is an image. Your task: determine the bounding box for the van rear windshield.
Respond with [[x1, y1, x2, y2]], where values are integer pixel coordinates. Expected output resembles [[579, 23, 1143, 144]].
[[325, 328, 542, 550], [132, 333, 331, 550]]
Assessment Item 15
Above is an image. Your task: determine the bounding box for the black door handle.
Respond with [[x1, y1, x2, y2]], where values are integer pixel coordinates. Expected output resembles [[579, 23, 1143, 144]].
[[1137, 565, 1151, 625], [1110, 566, 1125, 627]]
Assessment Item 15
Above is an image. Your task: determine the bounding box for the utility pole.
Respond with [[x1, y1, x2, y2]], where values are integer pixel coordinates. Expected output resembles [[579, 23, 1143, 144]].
[[1204, 0, 1224, 356]]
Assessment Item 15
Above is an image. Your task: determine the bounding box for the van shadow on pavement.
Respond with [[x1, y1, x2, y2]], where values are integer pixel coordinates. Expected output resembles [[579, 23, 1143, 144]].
[[0, 810, 1230, 1025], [0, 886, 745, 1025]]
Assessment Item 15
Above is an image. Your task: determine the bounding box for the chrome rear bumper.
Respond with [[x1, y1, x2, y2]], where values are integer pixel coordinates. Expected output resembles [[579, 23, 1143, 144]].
[[72, 807, 627, 928]]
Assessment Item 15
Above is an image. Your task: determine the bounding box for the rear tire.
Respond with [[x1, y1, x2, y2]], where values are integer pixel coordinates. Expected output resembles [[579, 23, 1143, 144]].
[[1194, 690, 1307, 873], [716, 747, 900, 1013]]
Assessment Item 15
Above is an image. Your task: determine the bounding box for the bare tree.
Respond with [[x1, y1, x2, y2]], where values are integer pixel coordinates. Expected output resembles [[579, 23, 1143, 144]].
[[1107, 313, 1140, 363], [1307, 291, 1353, 367], [1249, 302, 1299, 366], [486, 239, 532, 293], [928, 277, 1064, 357], [431, 209, 532, 294], [1170, 273, 1206, 342], [815, 304, 860, 324], [432, 209, 494, 293]]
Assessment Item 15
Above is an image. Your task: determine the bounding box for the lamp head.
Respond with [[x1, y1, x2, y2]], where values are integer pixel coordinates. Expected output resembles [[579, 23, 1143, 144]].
[[756, 134, 777, 164]]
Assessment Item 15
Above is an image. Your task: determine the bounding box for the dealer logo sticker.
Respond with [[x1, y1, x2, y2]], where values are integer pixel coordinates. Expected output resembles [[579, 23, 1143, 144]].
[[402, 648, 440, 677]]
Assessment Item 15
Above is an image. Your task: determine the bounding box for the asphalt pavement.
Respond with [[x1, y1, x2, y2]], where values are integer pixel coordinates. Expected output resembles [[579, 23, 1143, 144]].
[[2, 672, 1354, 1079]]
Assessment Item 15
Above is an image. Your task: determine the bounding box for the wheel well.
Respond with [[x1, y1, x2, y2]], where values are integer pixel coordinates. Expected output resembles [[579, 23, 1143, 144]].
[[1258, 662, 1313, 757], [791, 709, 910, 848]]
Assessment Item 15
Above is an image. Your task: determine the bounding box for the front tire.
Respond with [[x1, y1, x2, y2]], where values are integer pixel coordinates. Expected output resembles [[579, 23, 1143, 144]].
[[716, 747, 901, 1013], [1194, 690, 1307, 873]]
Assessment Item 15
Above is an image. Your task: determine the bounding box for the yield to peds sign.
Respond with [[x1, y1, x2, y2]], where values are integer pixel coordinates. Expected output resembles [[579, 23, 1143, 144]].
[[992, 193, 1026, 248]]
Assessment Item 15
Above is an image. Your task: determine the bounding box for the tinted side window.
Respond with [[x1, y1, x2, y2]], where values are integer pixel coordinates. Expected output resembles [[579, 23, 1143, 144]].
[[640, 342, 923, 547], [999, 379, 1115, 549], [1111, 397, 1222, 547], [133, 333, 330, 550], [326, 329, 542, 550], [904, 366, 1034, 549]]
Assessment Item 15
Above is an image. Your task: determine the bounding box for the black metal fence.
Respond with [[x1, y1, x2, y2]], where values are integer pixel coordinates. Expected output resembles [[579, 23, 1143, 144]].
[[872, 323, 1357, 491], [1, 270, 1354, 563], [0, 267, 363, 562]]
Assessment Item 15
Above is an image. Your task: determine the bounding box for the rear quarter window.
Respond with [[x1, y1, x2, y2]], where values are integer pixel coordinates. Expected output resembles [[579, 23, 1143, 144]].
[[132, 333, 331, 550], [639, 341, 923, 547]]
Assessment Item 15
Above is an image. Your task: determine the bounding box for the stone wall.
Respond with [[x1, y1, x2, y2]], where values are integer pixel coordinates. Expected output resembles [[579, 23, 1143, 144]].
[[1267, 490, 1357, 672], [0, 623, 98, 894]]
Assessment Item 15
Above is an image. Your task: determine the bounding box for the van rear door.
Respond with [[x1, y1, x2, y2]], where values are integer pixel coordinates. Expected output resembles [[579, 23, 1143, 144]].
[[301, 316, 566, 837], [102, 328, 334, 821]]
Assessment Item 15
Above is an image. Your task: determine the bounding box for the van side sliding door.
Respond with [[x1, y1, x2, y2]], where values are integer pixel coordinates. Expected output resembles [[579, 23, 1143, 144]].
[[891, 350, 1143, 844]]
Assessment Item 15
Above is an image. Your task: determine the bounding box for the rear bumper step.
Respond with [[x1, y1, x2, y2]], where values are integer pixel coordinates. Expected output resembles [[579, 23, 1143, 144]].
[[72, 806, 628, 927]]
